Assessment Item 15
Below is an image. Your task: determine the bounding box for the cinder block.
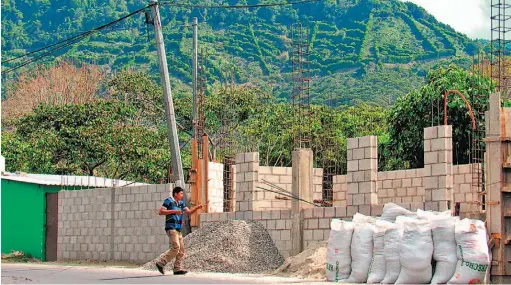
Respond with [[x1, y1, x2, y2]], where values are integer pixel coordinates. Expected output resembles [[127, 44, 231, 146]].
[[424, 176, 439, 189], [353, 148, 365, 160], [280, 210, 291, 219], [267, 220, 276, 230], [271, 210, 281, 220], [347, 160, 359, 172], [359, 159, 376, 171], [347, 149, 353, 161], [324, 207, 335, 218], [383, 180, 392, 189], [460, 184, 472, 193], [353, 194, 365, 205], [432, 163, 449, 176], [431, 138, 449, 151], [347, 206, 358, 217], [402, 196, 412, 203], [276, 219, 286, 230], [243, 211, 253, 220], [413, 196, 423, 202], [271, 167, 287, 175], [347, 183, 359, 194], [364, 170, 377, 182], [279, 175, 292, 184], [386, 171, 397, 180], [353, 171, 365, 182], [410, 202, 424, 211], [303, 208, 314, 219], [236, 153, 245, 163], [432, 189, 449, 201], [365, 193, 378, 205], [387, 189, 396, 198], [313, 229, 324, 241], [347, 138, 359, 150], [313, 208, 324, 218], [307, 219, 319, 229], [319, 218, 330, 229], [412, 178, 423, 187], [359, 136, 377, 148], [378, 189, 388, 198], [424, 201, 439, 211], [304, 230, 313, 241], [371, 204, 384, 216], [359, 182, 374, 194], [365, 147, 377, 159], [244, 152, 259, 163], [438, 201, 450, 212], [402, 179, 412, 188], [396, 171, 406, 179], [438, 151, 453, 163], [406, 188, 417, 196], [281, 230, 291, 241], [359, 205, 371, 216], [437, 125, 452, 138], [424, 127, 438, 140], [392, 179, 402, 188]]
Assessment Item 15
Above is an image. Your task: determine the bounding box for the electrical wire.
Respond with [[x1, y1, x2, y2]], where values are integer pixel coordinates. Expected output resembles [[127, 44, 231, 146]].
[[2, 6, 149, 74], [159, 0, 323, 9]]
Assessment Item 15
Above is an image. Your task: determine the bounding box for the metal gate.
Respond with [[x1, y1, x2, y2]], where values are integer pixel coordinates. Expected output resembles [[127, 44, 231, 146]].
[[45, 192, 58, 262]]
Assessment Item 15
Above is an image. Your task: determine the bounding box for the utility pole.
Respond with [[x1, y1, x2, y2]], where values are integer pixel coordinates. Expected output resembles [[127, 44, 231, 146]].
[[192, 17, 198, 138], [149, 0, 185, 189]]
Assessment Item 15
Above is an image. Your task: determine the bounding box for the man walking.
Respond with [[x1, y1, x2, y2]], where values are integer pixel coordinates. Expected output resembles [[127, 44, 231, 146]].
[[154, 186, 203, 275]]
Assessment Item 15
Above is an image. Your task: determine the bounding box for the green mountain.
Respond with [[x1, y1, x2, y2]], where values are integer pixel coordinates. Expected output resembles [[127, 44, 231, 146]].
[[1, 0, 484, 106]]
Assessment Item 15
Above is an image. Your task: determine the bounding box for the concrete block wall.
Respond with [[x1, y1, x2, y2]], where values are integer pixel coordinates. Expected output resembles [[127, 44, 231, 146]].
[[377, 169, 425, 205], [258, 166, 292, 210], [453, 164, 481, 214], [346, 136, 378, 213], [235, 152, 259, 212], [58, 184, 173, 262], [332, 175, 347, 207], [208, 162, 224, 213], [237, 158, 324, 211], [423, 125, 453, 211]]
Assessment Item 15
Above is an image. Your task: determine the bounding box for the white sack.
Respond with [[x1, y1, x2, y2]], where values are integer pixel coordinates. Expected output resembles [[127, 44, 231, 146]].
[[326, 219, 355, 282], [345, 213, 375, 283], [417, 209, 458, 284], [367, 219, 394, 283], [395, 217, 433, 284], [380, 203, 414, 222], [447, 219, 489, 284], [381, 222, 403, 284]]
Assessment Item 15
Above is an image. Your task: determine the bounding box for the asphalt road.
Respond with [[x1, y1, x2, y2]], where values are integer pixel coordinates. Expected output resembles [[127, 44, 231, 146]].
[[1, 263, 326, 284]]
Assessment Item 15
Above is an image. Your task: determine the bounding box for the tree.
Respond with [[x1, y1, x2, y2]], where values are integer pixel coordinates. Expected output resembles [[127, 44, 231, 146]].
[[2, 100, 171, 183], [1, 61, 103, 124], [386, 64, 494, 170]]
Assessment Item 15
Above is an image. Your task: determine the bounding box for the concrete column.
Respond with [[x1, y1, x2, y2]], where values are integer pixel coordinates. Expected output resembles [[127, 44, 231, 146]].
[[485, 93, 504, 276], [346, 136, 378, 214], [423, 125, 453, 211], [291, 149, 314, 213]]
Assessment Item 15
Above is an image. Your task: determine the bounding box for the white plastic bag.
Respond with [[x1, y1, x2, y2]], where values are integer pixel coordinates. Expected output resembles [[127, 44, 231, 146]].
[[380, 203, 413, 222], [395, 217, 433, 284], [381, 222, 403, 284], [447, 219, 489, 284], [346, 213, 375, 283], [326, 219, 355, 282], [367, 219, 394, 283], [417, 209, 458, 284]]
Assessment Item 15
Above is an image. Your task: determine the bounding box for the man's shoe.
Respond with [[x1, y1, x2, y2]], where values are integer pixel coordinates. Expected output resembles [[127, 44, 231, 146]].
[[173, 270, 188, 275], [155, 263, 165, 275]]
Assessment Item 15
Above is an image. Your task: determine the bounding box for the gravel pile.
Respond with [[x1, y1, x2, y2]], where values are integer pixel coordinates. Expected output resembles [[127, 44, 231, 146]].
[[273, 241, 327, 280], [142, 220, 284, 273]]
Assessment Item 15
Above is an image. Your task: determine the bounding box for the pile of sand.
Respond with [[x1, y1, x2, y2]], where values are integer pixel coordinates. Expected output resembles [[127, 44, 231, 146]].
[[273, 241, 327, 280]]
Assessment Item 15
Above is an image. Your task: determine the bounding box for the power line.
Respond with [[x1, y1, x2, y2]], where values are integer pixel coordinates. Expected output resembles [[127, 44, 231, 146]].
[[2, 6, 149, 74], [160, 0, 323, 9]]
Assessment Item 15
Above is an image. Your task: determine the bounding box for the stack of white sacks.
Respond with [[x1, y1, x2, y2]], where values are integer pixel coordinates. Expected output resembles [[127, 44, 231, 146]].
[[326, 203, 490, 284]]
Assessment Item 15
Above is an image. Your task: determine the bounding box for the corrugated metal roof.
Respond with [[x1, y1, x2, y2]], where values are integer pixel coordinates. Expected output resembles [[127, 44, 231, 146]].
[[1, 172, 149, 188]]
